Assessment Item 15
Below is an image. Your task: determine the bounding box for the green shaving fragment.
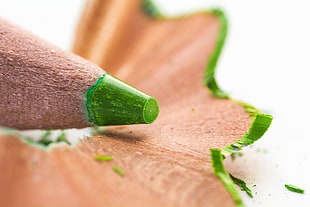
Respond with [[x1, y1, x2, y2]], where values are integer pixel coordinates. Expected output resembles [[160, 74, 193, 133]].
[[230, 174, 254, 198], [23, 130, 71, 148], [40, 130, 52, 140], [36, 130, 70, 146], [95, 155, 113, 161], [113, 166, 125, 177], [284, 184, 305, 194], [211, 149, 244, 207], [256, 148, 268, 153], [231, 152, 244, 161], [56, 131, 70, 145], [37, 130, 53, 146]]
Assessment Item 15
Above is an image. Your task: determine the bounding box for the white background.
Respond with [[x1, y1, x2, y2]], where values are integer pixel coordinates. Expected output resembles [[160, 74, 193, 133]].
[[1, 0, 310, 206]]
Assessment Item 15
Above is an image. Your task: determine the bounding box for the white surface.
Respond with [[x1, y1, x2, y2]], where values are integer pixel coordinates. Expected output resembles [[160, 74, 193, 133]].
[[1, 0, 310, 206], [0, 0, 84, 50]]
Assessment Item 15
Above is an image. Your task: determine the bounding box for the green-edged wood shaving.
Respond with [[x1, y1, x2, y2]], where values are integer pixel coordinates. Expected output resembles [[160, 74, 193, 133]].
[[142, 1, 273, 206], [211, 149, 244, 207]]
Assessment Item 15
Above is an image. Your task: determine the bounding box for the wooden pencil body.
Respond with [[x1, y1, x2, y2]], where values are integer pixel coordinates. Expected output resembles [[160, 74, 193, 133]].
[[0, 18, 104, 129]]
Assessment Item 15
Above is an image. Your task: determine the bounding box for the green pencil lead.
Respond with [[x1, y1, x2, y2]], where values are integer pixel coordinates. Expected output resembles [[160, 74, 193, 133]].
[[85, 74, 159, 126]]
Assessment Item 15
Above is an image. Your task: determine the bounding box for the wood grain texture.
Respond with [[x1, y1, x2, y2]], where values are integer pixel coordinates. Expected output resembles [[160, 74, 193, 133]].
[[73, 0, 146, 74], [0, 18, 104, 129], [0, 0, 252, 206]]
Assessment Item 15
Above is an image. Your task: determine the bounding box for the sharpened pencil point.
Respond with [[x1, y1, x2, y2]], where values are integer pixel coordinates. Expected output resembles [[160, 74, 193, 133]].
[[142, 97, 159, 124], [85, 74, 159, 126]]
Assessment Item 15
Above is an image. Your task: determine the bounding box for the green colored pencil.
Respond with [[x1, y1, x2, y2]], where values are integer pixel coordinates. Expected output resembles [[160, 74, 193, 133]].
[[0, 18, 159, 129]]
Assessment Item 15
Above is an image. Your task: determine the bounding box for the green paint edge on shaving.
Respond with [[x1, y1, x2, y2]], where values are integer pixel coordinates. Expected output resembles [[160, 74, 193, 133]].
[[208, 10, 272, 206], [142, 2, 273, 206], [211, 149, 244, 207], [204, 9, 229, 98]]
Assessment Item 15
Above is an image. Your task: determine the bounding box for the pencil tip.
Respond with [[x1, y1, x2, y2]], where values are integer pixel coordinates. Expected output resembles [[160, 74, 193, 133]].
[[142, 97, 159, 124], [85, 74, 159, 126]]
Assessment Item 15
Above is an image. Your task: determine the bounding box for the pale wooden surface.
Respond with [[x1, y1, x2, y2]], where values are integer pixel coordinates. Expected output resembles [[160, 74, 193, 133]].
[[0, 18, 104, 129]]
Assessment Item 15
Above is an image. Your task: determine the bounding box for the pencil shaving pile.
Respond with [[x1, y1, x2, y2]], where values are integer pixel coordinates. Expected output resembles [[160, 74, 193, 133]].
[[0, 0, 271, 206]]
